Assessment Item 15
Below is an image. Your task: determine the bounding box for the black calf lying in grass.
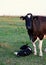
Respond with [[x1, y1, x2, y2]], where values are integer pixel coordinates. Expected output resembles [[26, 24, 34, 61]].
[[14, 44, 32, 56]]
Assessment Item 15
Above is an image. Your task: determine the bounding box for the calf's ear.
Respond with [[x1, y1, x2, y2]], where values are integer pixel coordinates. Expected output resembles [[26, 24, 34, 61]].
[[20, 16, 25, 20]]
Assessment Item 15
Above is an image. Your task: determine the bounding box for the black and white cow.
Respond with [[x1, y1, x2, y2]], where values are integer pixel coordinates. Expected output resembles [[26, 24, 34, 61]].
[[20, 13, 46, 56]]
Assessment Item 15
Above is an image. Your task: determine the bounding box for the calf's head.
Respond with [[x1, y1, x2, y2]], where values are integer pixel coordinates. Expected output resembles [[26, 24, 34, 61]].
[[20, 13, 33, 30]]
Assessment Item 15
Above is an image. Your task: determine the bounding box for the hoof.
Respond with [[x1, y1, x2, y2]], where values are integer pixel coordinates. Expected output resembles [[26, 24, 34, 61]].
[[34, 53, 37, 55], [39, 53, 43, 57]]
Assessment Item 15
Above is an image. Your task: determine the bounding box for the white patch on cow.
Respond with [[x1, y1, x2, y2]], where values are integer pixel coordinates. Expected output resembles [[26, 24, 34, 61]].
[[39, 40, 43, 56], [32, 42, 37, 55], [27, 15, 31, 18], [31, 37, 39, 55], [31, 37, 43, 56], [34, 37, 39, 43]]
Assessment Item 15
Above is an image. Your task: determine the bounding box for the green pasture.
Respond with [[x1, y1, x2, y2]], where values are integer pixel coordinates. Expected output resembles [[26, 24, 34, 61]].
[[0, 16, 46, 65]]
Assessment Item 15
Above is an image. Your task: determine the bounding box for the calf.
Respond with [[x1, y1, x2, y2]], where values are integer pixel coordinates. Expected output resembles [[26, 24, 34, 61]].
[[20, 13, 46, 56], [14, 44, 32, 56]]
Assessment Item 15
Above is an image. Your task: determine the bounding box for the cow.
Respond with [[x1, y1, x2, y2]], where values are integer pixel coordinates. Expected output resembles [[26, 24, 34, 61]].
[[20, 13, 46, 56]]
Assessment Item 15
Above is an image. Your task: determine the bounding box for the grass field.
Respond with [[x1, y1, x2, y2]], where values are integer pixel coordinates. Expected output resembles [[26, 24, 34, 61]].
[[0, 16, 46, 65]]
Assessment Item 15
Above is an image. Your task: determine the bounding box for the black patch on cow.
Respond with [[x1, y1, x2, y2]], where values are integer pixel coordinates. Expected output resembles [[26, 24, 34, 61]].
[[25, 15, 33, 30], [27, 29, 33, 40]]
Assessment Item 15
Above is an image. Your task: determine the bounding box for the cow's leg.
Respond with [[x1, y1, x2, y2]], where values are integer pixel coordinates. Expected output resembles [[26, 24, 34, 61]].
[[39, 40, 43, 56], [32, 42, 37, 55], [32, 38, 39, 55]]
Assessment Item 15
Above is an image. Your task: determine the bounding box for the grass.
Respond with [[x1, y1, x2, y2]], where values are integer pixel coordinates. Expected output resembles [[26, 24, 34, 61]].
[[0, 16, 46, 65]]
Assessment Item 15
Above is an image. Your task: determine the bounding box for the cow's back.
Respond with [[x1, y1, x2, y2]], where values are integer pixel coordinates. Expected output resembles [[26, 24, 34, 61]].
[[33, 16, 46, 35]]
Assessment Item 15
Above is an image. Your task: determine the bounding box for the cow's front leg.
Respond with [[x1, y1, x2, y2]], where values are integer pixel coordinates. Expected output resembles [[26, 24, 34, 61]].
[[32, 42, 37, 55], [32, 37, 39, 55], [39, 40, 43, 56]]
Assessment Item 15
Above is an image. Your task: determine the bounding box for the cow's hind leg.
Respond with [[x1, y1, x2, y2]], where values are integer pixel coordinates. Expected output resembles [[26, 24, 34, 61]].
[[39, 40, 43, 56]]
